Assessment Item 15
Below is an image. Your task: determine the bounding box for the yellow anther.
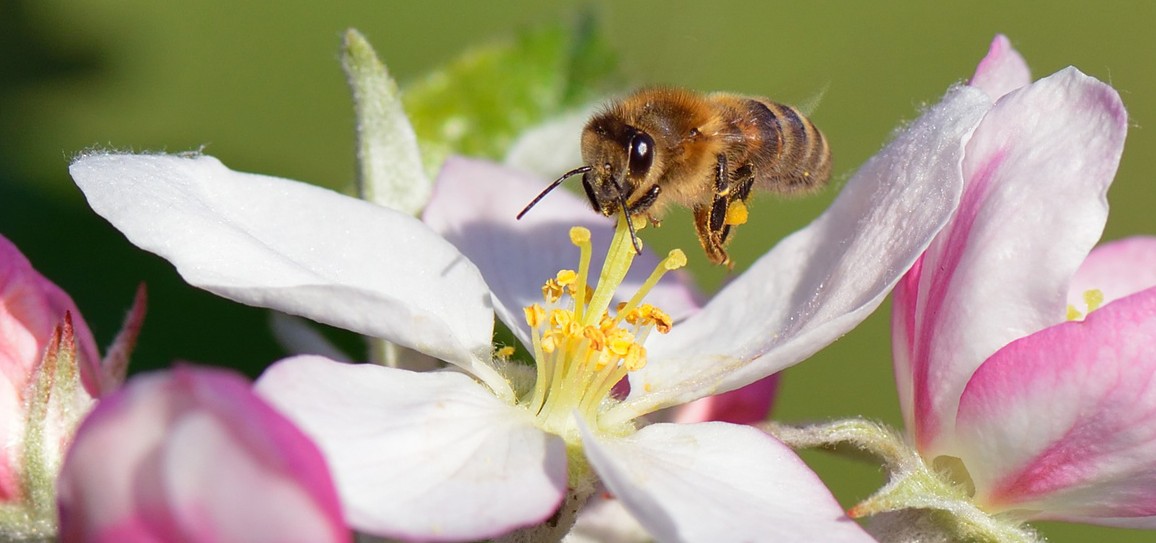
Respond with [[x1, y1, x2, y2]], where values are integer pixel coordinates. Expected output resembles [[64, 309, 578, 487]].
[[650, 308, 672, 334], [594, 350, 613, 371], [583, 326, 606, 351], [556, 269, 578, 287], [725, 200, 749, 226], [663, 249, 687, 271], [550, 309, 573, 329], [1068, 288, 1107, 321], [541, 330, 563, 353], [542, 278, 564, 303], [599, 315, 617, 333], [1084, 289, 1105, 313], [623, 344, 646, 371], [623, 306, 645, 326], [607, 331, 635, 357], [524, 304, 546, 328], [1066, 305, 1082, 321], [569, 226, 592, 245], [630, 215, 648, 232]]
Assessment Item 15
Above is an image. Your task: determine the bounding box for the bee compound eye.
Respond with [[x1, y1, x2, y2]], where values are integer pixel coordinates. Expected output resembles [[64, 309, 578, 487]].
[[628, 133, 655, 179]]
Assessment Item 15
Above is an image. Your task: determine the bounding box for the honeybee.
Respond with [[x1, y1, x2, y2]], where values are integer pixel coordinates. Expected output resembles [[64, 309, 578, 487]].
[[517, 87, 831, 267]]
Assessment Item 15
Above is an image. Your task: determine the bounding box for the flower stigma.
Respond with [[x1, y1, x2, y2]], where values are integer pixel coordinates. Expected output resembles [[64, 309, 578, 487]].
[[521, 217, 685, 443]]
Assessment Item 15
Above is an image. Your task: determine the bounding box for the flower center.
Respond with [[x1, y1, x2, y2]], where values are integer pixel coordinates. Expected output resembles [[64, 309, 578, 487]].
[[521, 218, 685, 442]]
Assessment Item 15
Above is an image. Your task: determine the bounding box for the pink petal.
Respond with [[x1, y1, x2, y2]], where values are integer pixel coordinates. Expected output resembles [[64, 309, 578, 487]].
[[70, 154, 506, 393], [670, 374, 779, 425], [969, 35, 1032, 100], [1069, 236, 1156, 308], [0, 235, 100, 501], [894, 68, 1127, 455], [611, 85, 991, 422], [56, 365, 348, 543], [255, 356, 567, 541], [423, 157, 701, 347], [581, 421, 874, 542], [953, 288, 1156, 524]]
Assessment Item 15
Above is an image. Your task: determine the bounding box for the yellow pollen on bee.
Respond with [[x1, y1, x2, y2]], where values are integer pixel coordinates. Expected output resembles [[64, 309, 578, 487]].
[[725, 200, 749, 226], [496, 346, 515, 359], [520, 219, 687, 435]]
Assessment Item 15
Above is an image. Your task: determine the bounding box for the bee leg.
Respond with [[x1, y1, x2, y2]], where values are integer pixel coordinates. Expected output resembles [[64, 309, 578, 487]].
[[699, 154, 734, 268], [693, 205, 730, 266], [719, 165, 755, 246], [708, 154, 731, 232], [626, 184, 662, 216]]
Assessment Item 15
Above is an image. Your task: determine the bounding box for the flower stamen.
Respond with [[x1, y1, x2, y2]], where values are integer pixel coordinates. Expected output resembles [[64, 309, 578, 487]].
[[521, 219, 685, 442], [1066, 288, 1105, 321]]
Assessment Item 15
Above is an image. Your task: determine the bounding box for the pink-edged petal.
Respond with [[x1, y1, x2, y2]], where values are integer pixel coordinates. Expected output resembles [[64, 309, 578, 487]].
[[581, 420, 874, 542], [0, 235, 100, 501], [953, 288, 1156, 523], [255, 356, 567, 541], [70, 153, 503, 389], [670, 374, 779, 425], [969, 35, 1031, 99], [1069, 236, 1156, 308], [422, 157, 701, 346], [0, 235, 101, 397], [609, 85, 991, 422], [895, 68, 1127, 455], [56, 365, 348, 543]]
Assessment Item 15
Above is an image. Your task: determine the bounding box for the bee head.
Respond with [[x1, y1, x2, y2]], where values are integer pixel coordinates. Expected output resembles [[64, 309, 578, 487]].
[[581, 116, 656, 216]]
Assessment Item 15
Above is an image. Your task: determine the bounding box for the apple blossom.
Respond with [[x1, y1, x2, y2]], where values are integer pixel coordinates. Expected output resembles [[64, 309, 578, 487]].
[[774, 36, 1152, 542], [56, 364, 349, 543], [68, 65, 984, 538], [0, 234, 143, 540]]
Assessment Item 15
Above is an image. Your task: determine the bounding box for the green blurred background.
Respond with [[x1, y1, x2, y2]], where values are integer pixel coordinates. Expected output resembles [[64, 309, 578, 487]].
[[2, 1, 1153, 540]]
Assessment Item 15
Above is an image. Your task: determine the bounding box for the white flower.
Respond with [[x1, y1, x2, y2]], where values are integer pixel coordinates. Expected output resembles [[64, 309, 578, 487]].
[[68, 82, 983, 540]]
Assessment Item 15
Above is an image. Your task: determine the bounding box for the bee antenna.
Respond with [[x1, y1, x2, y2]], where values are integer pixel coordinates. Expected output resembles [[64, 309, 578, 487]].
[[516, 165, 593, 220], [617, 192, 643, 255]]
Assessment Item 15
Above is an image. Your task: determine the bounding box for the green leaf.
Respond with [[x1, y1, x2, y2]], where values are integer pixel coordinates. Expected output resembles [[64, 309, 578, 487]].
[[402, 16, 620, 177]]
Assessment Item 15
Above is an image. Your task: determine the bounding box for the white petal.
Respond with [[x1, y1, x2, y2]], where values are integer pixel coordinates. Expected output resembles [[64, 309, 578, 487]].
[[565, 492, 651, 543], [70, 153, 500, 382], [268, 312, 354, 362], [581, 421, 873, 543], [255, 356, 567, 541], [423, 157, 701, 346], [612, 86, 991, 420]]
